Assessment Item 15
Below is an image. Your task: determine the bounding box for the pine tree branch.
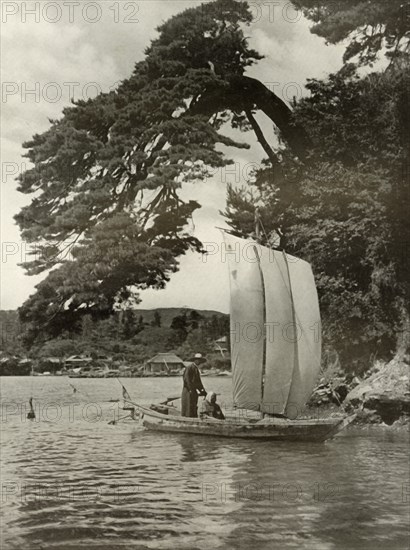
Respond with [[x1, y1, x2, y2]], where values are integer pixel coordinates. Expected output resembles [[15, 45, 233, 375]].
[[189, 75, 311, 162], [244, 108, 279, 166]]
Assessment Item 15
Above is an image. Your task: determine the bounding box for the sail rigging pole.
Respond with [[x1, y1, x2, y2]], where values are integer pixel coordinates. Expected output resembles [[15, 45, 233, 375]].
[[253, 210, 266, 411], [281, 250, 300, 416], [253, 245, 267, 413]]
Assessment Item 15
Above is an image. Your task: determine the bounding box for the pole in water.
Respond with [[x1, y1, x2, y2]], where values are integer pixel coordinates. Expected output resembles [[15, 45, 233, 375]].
[[27, 397, 36, 420]]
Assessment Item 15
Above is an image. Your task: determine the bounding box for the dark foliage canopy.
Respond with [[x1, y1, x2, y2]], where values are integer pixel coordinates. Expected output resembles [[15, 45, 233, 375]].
[[293, 0, 410, 67], [224, 63, 409, 371], [221, 1, 409, 371]]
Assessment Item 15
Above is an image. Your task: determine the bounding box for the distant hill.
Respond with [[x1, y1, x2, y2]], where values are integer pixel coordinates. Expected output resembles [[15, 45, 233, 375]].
[[0, 308, 229, 357], [0, 310, 21, 353], [0, 308, 227, 330], [0, 309, 20, 338], [0, 310, 18, 324], [132, 308, 228, 328]]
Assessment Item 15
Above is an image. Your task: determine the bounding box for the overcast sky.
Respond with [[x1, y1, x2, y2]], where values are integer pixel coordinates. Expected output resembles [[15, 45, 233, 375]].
[[1, 0, 344, 312]]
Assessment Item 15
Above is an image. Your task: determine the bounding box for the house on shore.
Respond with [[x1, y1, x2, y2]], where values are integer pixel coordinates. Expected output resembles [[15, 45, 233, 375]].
[[212, 336, 229, 357], [145, 353, 185, 375], [66, 354, 93, 367], [0, 354, 32, 376], [38, 356, 63, 374], [65, 355, 93, 372]]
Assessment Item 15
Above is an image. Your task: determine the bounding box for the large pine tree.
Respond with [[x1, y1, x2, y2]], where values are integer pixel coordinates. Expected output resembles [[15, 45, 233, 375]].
[[17, 0, 308, 343]]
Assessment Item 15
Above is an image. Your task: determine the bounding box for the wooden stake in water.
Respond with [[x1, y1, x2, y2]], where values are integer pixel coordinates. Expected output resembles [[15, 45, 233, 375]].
[[27, 397, 35, 420]]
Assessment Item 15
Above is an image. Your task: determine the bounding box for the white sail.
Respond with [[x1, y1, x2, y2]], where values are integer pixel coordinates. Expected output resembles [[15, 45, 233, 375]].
[[223, 232, 321, 417], [258, 248, 295, 415], [223, 234, 264, 410], [284, 256, 322, 418]]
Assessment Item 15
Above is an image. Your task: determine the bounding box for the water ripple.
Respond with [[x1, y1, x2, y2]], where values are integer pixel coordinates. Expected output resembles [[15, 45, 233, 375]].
[[1, 376, 409, 549]]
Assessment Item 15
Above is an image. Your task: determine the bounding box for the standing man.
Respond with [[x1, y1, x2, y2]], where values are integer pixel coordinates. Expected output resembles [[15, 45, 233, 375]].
[[181, 363, 206, 417]]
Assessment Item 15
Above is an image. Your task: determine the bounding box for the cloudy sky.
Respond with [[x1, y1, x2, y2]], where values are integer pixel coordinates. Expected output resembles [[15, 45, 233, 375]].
[[1, 0, 344, 312]]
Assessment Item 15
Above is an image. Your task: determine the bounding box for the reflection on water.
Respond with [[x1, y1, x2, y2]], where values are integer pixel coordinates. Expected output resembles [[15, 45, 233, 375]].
[[1, 377, 409, 549]]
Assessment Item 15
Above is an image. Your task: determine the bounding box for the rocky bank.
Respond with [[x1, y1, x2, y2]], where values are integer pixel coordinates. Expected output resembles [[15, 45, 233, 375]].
[[309, 355, 410, 427]]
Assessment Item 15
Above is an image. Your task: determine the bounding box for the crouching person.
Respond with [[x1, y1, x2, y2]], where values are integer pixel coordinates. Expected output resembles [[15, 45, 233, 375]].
[[200, 392, 225, 420]]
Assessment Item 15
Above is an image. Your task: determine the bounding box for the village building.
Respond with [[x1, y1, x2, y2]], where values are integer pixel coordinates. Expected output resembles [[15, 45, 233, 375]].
[[65, 355, 93, 368], [0, 354, 33, 375], [145, 353, 185, 375], [212, 336, 229, 356], [38, 356, 63, 374]]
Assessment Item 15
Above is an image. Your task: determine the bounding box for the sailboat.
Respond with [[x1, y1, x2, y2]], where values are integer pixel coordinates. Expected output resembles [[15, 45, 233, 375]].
[[127, 233, 354, 441]]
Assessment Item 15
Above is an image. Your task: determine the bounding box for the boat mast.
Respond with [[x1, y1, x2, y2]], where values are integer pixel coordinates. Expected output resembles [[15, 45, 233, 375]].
[[254, 208, 267, 412], [281, 249, 299, 415]]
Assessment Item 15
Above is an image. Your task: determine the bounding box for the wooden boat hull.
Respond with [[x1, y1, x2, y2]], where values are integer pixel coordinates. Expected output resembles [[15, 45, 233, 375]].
[[132, 403, 354, 442]]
